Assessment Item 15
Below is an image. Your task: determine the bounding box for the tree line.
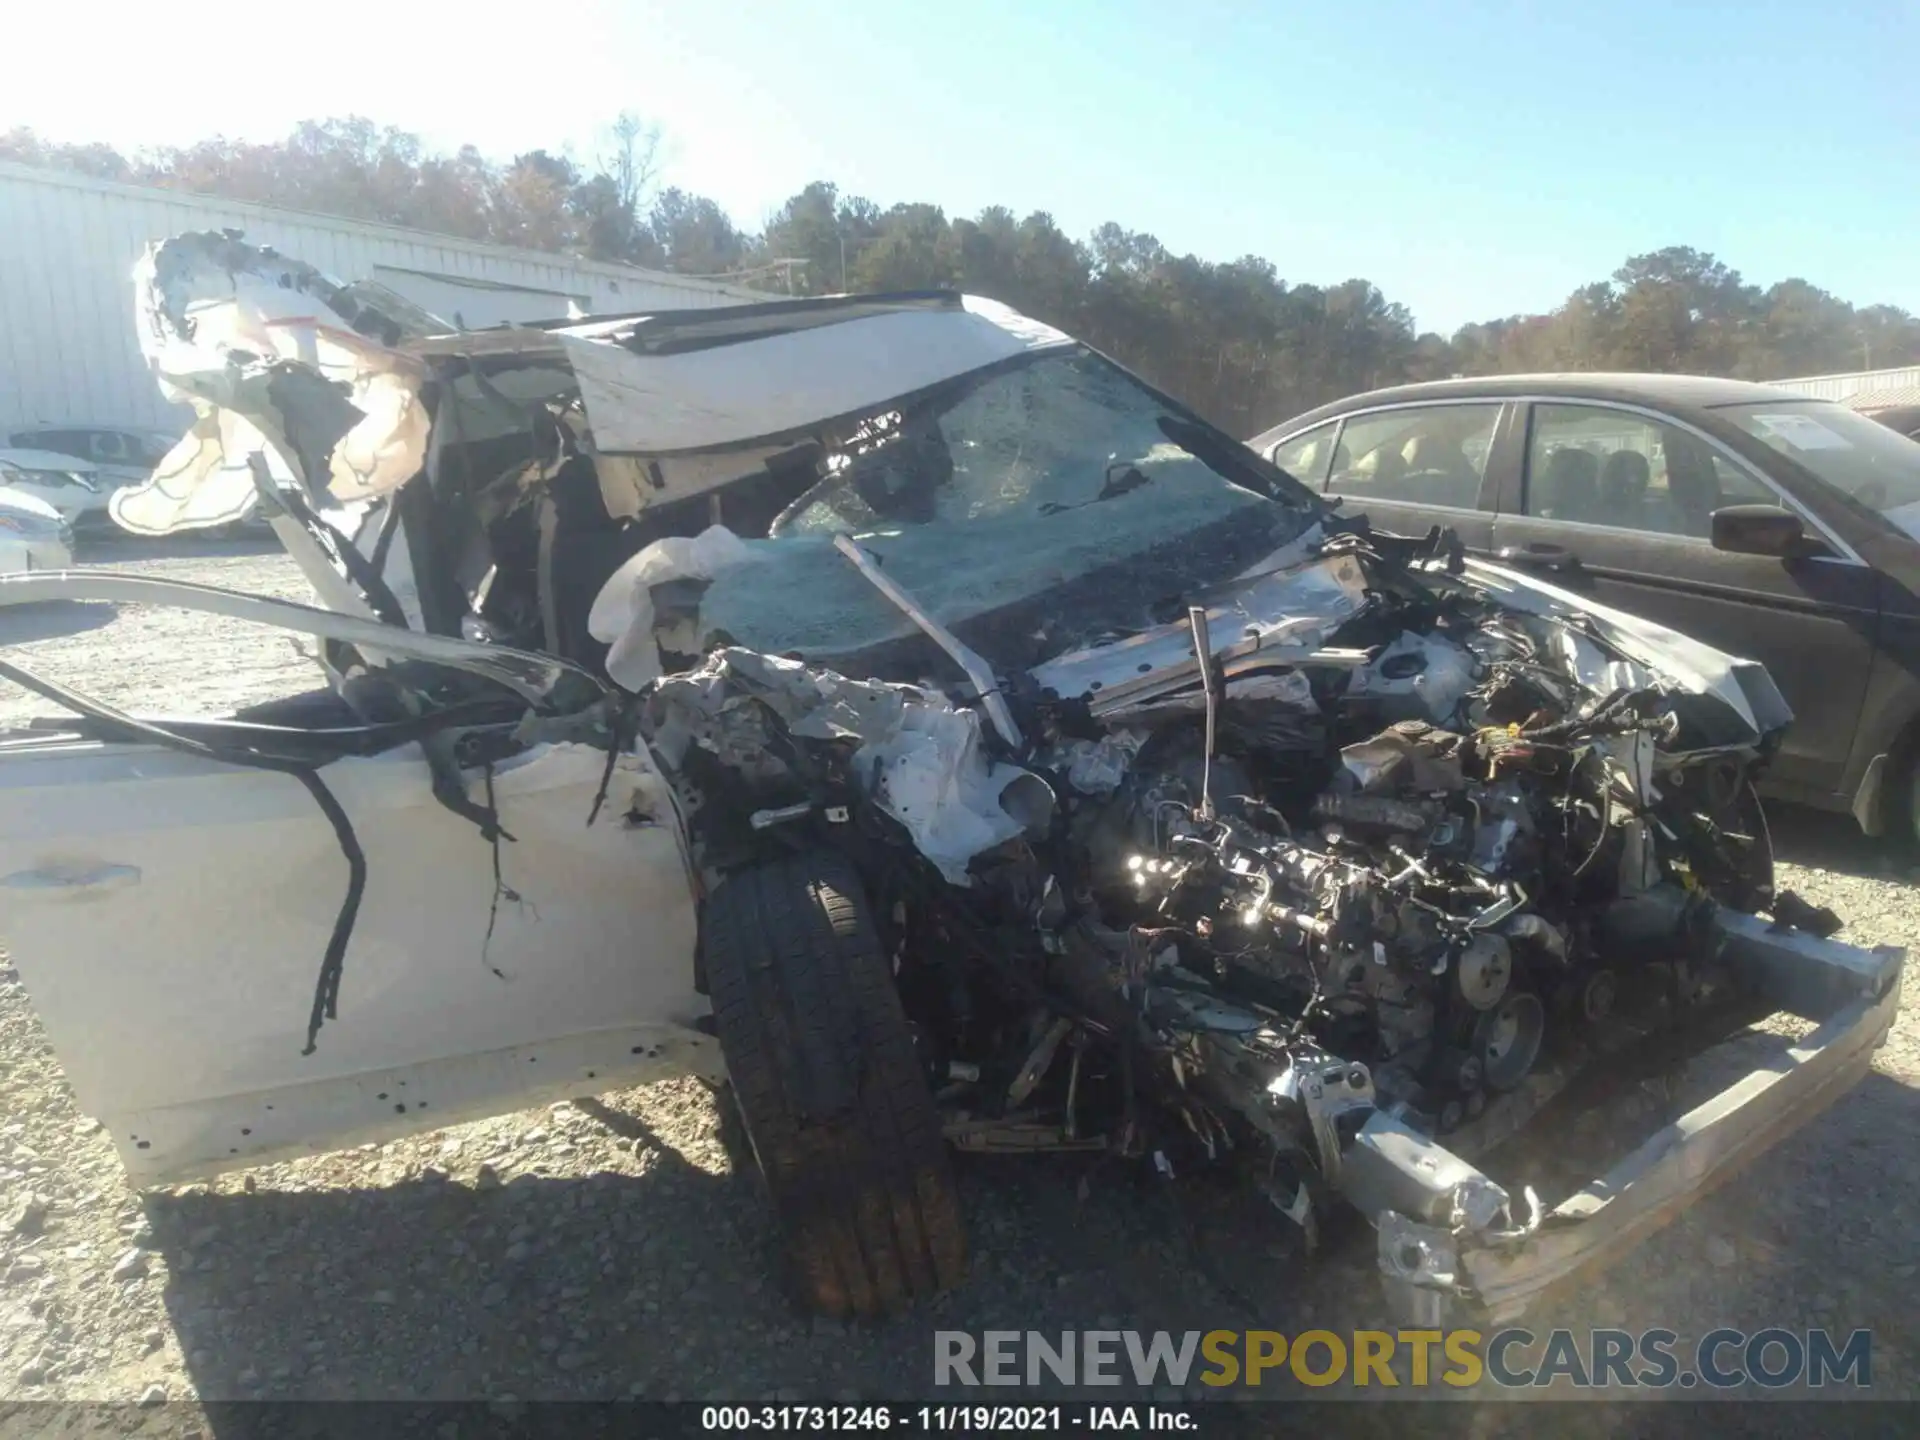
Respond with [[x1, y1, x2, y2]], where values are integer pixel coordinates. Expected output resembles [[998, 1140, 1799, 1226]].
[[7, 116, 1917, 437]]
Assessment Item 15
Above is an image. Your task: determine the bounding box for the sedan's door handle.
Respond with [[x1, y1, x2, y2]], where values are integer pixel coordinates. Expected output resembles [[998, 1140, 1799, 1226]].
[[1498, 543, 1582, 573]]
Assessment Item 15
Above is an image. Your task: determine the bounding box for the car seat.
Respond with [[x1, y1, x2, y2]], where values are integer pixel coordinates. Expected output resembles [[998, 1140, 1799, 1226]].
[[1599, 450, 1651, 529], [1368, 445, 1410, 498], [1664, 440, 1722, 538], [1535, 447, 1600, 523], [1405, 432, 1479, 507]]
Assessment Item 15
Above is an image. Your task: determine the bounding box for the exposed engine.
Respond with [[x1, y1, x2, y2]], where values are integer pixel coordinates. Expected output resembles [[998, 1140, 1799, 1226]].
[[643, 527, 1790, 1292], [1034, 585, 1770, 1173], [1098, 719, 1605, 1135]]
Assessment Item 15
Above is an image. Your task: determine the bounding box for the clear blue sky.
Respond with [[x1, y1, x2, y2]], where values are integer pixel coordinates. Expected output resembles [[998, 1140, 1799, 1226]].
[[8, 1, 1915, 334]]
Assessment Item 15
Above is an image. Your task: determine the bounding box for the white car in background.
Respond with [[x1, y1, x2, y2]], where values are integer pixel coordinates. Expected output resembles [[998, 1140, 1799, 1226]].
[[8, 423, 271, 539], [7, 424, 179, 490], [0, 484, 74, 574], [0, 446, 110, 536]]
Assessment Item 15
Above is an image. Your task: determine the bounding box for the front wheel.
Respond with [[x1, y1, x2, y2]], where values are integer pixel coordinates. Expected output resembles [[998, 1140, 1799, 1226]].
[[703, 851, 966, 1318]]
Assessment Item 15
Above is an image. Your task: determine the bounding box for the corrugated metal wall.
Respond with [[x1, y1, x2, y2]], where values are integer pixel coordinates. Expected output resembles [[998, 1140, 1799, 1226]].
[[0, 162, 765, 434], [1768, 365, 1920, 402]]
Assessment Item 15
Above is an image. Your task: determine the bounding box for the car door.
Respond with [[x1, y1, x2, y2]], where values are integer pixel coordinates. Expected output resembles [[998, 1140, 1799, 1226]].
[[1307, 400, 1511, 553], [1487, 399, 1879, 798], [0, 576, 714, 1187]]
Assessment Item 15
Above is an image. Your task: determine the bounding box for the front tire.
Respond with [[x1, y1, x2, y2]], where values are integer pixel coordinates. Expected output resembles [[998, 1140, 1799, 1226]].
[[703, 851, 966, 1318]]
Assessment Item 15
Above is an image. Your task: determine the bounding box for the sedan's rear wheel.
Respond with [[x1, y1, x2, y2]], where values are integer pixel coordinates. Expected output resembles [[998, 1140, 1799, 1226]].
[[703, 851, 966, 1318]]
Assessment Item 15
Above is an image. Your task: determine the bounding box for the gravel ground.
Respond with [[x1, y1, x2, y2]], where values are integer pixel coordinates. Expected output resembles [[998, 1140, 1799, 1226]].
[[0, 539, 1915, 1420]]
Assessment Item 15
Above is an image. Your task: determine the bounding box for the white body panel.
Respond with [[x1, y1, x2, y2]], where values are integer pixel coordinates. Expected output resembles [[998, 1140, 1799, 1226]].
[[564, 296, 1071, 455], [0, 448, 106, 525], [0, 533, 73, 574], [0, 734, 709, 1186], [0, 161, 765, 435], [0, 487, 72, 572]]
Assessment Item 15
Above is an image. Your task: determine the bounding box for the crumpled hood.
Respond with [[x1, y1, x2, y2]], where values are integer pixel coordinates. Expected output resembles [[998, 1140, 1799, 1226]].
[[1025, 527, 1791, 751], [1458, 555, 1792, 743]]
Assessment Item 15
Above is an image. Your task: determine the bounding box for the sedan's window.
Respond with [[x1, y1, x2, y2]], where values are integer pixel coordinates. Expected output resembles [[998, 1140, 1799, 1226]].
[[1325, 404, 1500, 508], [10, 429, 90, 457], [1267, 421, 1339, 487], [89, 431, 128, 462], [1524, 404, 1771, 539], [1721, 401, 1920, 531]]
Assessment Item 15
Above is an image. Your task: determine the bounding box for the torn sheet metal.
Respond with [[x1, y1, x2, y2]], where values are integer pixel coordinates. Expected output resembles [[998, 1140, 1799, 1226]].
[[125, 233, 438, 524], [1030, 552, 1371, 711], [587, 525, 767, 690], [1095, 670, 1320, 728], [1343, 632, 1478, 724], [0, 570, 596, 710], [866, 706, 1054, 883], [1459, 558, 1790, 740], [646, 648, 1051, 884], [1042, 729, 1146, 796], [563, 296, 1073, 456], [1455, 937, 1901, 1325]]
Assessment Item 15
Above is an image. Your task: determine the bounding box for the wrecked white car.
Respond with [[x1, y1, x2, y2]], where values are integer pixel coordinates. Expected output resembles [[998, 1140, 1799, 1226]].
[[0, 233, 1903, 1325]]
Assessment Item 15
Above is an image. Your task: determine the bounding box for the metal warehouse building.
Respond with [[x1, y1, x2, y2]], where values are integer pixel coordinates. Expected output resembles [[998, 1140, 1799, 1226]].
[[0, 161, 763, 436], [1771, 363, 1920, 413]]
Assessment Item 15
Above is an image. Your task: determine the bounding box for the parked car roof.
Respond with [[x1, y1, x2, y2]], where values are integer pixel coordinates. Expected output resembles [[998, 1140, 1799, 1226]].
[[1252, 373, 1818, 446]]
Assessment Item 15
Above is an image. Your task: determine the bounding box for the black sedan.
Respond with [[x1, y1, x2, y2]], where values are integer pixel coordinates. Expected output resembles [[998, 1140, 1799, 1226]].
[[1249, 374, 1920, 843]]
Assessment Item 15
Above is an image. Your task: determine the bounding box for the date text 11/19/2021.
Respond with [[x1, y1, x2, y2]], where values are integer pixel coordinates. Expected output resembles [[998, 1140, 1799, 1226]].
[[700, 1405, 1194, 1432]]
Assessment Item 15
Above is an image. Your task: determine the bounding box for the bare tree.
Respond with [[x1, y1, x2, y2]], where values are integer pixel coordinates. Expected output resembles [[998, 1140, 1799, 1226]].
[[600, 111, 662, 223]]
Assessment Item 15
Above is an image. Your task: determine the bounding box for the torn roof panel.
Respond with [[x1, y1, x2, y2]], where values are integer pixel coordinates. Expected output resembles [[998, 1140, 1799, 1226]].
[[543, 290, 966, 349], [134, 230, 1079, 519], [560, 296, 1074, 456]]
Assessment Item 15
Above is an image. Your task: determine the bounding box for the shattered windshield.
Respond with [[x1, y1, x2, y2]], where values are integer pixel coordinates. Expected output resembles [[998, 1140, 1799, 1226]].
[[696, 351, 1318, 665], [769, 350, 1300, 534]]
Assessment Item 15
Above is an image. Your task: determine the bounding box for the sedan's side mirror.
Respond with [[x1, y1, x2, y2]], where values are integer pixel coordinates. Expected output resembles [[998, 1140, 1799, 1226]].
[[1710, 504, 1824, 558]]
